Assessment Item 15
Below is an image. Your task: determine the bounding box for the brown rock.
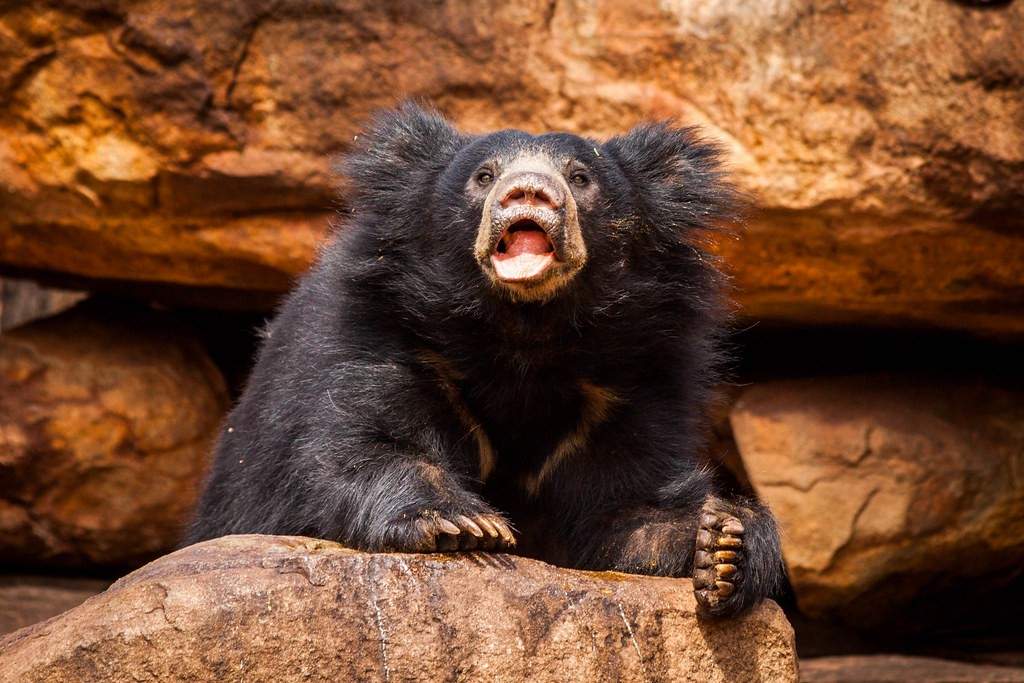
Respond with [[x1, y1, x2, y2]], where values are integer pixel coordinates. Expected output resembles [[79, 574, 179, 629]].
[[801, 655, 1024, 683], [0, 576, 108, 636], [714, 215, 1024, 336], [0, 303, 229, 568], [730, 376, 1024, 625], [1, 1, 1022, 333], [0, 535, 798, 682]]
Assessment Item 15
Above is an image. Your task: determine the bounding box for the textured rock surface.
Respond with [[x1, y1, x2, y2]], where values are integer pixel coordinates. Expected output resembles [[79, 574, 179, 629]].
[[0, 1, 1022, 332], [801, 655, 1024, 683], [730, 376, 1024, 624], [0, 535, 798, 683], [0, 575, 108, 636], [0, 304, 229, 568]]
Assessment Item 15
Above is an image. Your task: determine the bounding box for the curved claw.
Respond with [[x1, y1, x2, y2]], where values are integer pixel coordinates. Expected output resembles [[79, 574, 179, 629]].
[[492, 518, 516, 547], [717, 535, 742, 548], [437, 517, 461, 536], [456, 515, 484, 537], [716, 563, 738, 579], [474, 515, 499, 538], [397, 510, 515, 553]]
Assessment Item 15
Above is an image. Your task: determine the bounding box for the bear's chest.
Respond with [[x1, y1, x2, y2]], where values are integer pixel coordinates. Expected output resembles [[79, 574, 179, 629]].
[[458, 368, 618, 487], [470, 381, 583, 476]]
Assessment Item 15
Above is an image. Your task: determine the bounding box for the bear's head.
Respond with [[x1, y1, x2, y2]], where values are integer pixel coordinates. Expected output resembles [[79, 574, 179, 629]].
[[341, 102, 738, 309]]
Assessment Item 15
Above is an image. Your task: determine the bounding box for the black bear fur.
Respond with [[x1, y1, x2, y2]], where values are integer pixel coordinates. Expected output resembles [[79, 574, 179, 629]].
[[187, 103, 785, 617]]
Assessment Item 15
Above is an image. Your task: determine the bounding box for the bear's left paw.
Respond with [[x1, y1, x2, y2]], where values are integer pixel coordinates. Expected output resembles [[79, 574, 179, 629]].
[[693, 500, 746, 618]]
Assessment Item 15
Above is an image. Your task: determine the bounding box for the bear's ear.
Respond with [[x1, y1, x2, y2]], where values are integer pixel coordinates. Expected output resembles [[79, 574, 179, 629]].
[[602, 123, 741, 236], [340, 102, 466, 215]]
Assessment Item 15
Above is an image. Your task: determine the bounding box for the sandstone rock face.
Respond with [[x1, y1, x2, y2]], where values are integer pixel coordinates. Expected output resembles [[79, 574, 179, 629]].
[[0, 535, 797, 683], [1, 1, 1022, 333], [0, 304, 229, 568], [730, 376, 1024, 624], [801, 655, 1024, 683], [0, 576, 108, 637]]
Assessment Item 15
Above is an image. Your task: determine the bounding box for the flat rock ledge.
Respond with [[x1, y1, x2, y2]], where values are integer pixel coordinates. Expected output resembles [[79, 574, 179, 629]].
[[0, 535, 796, 682]]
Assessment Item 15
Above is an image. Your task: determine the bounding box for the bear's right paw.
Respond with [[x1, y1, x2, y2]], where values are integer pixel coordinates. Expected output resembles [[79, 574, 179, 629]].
[[693, 499, 747, 618], [383, 510, 516, 553]]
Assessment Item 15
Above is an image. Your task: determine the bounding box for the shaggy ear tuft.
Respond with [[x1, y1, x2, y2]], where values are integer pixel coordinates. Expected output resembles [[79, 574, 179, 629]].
[[603, 123, 742, 236], [339, 102, 466, 216]]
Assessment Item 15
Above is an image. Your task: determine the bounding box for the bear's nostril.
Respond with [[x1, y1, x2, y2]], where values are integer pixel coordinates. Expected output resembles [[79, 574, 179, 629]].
[[500, 184, 559, 210], [504, 188, 527, 205], [533, 188, 554, 207]]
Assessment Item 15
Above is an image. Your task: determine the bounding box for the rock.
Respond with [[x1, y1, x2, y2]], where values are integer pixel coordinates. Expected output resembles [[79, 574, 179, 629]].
[[0, 303, 229, 568], [801, 655, 1024, 683], [730, 376, 1024, 626], [0, 1, 1022, 333], [0, 277, 85, 332], [0, 576, 109, 636], [712, 216, 1024, 337], [0, 535, 798, 683]]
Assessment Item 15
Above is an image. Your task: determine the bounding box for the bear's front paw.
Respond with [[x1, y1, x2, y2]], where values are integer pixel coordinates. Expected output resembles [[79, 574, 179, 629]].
[[382, 510, 516, 553], [693, 499, 747, 618]]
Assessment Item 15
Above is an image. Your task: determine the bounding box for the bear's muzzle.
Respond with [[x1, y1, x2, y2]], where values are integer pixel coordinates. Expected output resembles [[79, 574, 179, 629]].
[[474, 158, 587, 301]]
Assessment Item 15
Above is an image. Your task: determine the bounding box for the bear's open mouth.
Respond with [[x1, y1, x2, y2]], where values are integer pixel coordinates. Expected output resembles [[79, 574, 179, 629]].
[[491, 220, 556, 282]]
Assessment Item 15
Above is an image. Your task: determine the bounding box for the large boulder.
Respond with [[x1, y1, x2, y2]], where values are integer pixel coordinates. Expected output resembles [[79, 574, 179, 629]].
[[0, 535, 798, 682], [730, 375, 1024, 626], [1, 1, 1022, 333], [0, 303, 229, 568]]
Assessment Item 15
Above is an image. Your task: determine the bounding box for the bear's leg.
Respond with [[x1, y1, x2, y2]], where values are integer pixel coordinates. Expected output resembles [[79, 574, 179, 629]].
[[568, 495, 783, 618]]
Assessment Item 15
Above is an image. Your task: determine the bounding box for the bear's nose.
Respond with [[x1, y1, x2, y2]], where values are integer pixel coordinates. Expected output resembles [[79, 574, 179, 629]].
[[499, 173, 563, 211]]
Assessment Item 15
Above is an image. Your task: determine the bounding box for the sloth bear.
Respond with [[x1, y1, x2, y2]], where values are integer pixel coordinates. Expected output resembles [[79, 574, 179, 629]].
[[188, 103, 784, 617]]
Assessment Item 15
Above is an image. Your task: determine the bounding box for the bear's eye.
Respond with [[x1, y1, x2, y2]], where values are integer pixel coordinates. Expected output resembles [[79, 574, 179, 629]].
[[569, 171, 590, 187], [476, 170, 494, 185]]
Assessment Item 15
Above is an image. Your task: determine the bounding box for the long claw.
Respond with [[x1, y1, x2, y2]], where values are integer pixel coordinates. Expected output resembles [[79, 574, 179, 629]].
[[456, 515, 484, 537], [716, 564, 738, 579], [474, 516, 500, 538], [494, 519, 516, 546], [715, 581, 735, 597], [437, 518, 461, 536], [718, 535, 742, 548]]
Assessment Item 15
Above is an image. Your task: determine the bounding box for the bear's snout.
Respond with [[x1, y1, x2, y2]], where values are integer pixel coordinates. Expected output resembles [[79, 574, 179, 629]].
[[498, 172, 564, 212], [473, 155, 588, 302]]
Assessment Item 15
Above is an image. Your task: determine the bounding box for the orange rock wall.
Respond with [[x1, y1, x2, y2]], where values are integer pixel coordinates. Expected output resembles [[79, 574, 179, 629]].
[[1, 0, 1022, 332]]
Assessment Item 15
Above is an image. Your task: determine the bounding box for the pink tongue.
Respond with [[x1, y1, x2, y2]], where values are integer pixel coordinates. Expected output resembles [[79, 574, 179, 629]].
[[492, 229, 555, 281], [505, 230, 552, 257]]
